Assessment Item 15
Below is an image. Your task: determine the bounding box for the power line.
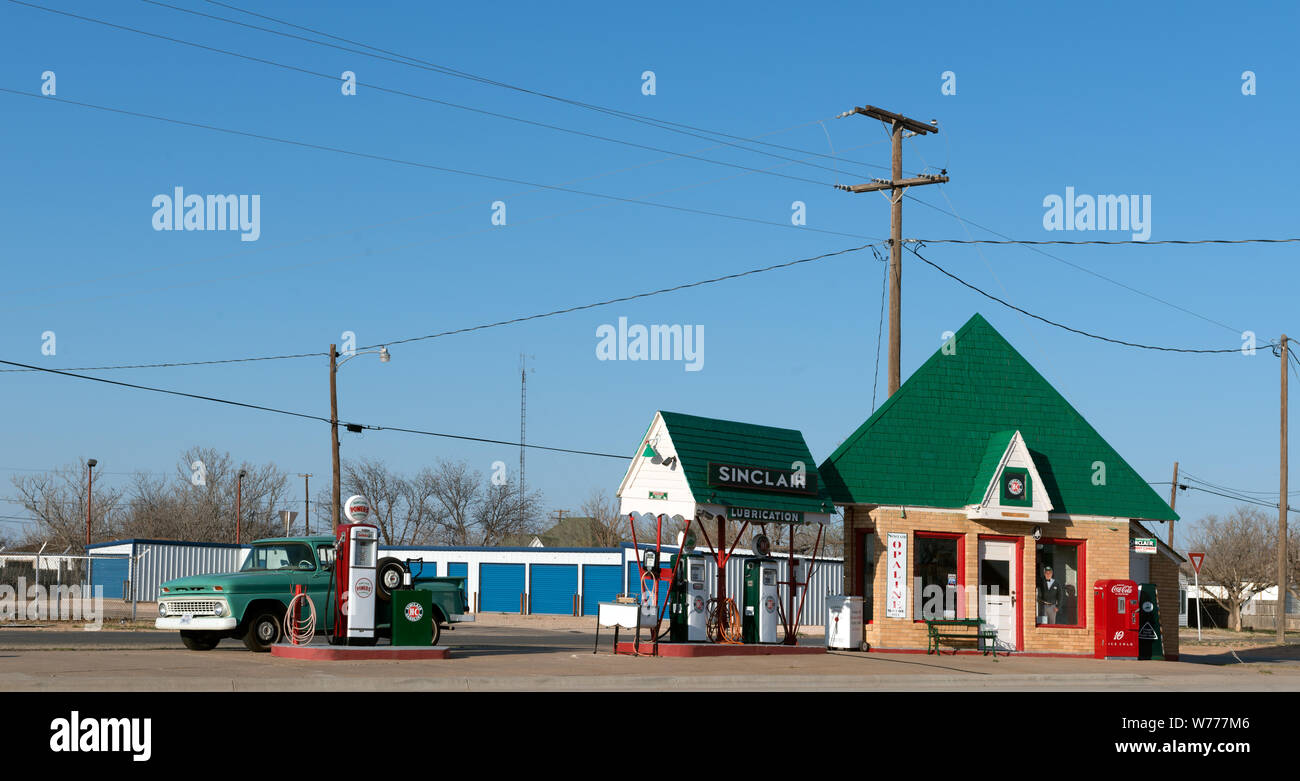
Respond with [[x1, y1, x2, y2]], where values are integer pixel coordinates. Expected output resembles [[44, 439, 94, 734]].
[[178, 0, 898, 173], [904, 242, 1272, 354], [0, 356, 628, 458], [10, 0, 854, 190], [904, 194, 1243, 335], [0, 241, 877, 373], [2, 87, 887, 249], [909, 238, 1300, 246]]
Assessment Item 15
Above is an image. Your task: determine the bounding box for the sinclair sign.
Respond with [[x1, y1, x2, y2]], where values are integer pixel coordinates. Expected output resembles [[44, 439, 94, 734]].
[[707, 462, 817, 495]]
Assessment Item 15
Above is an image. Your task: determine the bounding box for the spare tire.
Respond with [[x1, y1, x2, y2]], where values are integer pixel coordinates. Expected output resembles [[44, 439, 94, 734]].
[[377, 557, 407, 601]]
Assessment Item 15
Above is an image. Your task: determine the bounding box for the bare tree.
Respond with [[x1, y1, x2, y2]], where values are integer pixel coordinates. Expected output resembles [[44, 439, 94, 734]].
[[1186, 506, 1277, 631], [428, 460, 481, 546], [11, 459, 123, 549], [580, 488, 625, 547], [473, 479, 544, 546]]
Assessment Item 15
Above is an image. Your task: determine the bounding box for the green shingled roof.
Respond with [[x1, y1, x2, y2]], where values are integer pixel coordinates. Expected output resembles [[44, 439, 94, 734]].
[[658, 411, 836, 517], [819, 314, 1178, 522]]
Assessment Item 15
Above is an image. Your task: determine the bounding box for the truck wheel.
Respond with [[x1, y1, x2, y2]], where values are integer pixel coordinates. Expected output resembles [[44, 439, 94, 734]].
[[242, 610, 282, 652], [377, 557, 406, 601], [429, 621, 441, 646], [180, 631, 220, 651]]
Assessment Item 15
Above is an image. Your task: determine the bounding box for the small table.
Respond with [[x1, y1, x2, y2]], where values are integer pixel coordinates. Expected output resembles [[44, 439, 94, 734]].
[[595, 601, 652, 655]]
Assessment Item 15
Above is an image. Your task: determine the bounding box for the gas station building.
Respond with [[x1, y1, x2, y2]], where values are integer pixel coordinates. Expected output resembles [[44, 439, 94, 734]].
[[819, 314, 1185, 658]]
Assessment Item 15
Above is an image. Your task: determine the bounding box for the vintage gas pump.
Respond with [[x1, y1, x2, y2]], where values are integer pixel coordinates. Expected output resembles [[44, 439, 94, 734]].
[[742, 557, 780, 644], [1137, 583, 1165, 660], [1093, 579, 1139, 659], [669, 551, 709, 642], [332, 516, 379, 646]]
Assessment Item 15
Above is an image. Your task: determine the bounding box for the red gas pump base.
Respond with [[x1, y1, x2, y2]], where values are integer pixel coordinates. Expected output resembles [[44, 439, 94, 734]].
[[615, 641, 826, 658], [270, 642, 451, 661]]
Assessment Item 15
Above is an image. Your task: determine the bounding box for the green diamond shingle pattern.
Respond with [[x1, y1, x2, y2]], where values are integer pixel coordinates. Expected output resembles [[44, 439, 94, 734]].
[[818, 314, 1178, 522], [659, 411, 835, 518]]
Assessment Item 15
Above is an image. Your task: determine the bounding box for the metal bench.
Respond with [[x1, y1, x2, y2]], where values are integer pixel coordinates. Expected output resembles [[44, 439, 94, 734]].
[[924, 618, 1001, 656]]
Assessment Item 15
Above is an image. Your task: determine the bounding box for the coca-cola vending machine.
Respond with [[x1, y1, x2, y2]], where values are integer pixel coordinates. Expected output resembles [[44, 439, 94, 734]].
[[1093, 579, 1139, 659]]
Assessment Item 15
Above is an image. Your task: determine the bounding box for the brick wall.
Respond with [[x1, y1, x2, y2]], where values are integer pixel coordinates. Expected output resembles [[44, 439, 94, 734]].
[[844, 505, 1134, 654]]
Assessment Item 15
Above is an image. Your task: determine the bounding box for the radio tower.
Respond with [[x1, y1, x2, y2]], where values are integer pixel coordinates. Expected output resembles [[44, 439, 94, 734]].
[[519, 354, 528, 527]]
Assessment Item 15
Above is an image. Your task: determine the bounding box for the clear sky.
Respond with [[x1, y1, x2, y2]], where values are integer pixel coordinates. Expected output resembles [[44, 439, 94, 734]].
[[2, 0, 1297, 545]]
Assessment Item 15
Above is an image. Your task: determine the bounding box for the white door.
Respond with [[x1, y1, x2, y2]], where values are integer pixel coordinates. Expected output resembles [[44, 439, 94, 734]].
[[979, 540, 1017, 651]]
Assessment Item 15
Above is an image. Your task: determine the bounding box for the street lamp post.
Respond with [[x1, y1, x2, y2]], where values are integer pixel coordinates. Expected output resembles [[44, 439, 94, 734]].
[[329, 343, 390, 535], [236, 468, 248, 544], [85, 458, 97, 547]]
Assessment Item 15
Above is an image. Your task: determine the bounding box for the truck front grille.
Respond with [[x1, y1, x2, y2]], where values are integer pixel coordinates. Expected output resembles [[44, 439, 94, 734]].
[[164, 600, 223, 616]]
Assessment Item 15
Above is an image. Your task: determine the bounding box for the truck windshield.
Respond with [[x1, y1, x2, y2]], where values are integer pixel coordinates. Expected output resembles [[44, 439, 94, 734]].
[[241, 543, 316, 571]]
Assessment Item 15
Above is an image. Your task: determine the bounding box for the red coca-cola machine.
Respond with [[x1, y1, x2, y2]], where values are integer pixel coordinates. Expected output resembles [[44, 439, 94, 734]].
[[1093, 579, 1139, 659]]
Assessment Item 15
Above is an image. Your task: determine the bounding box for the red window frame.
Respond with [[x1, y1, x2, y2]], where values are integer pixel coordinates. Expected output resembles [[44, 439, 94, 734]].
[[913, 531, 965, 621], [1034, 537, 1086, 629]]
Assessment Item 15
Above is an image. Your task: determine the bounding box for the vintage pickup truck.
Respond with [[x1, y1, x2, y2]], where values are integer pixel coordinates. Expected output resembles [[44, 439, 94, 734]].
[[154, 535, 472, 651]]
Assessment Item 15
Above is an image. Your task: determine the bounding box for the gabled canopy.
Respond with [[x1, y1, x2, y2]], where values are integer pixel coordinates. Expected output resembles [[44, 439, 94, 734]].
[[819, 313, 1178, 522]]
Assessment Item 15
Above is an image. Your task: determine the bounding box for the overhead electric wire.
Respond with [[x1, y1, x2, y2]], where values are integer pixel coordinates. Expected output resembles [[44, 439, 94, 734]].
[[177, 0, 896, 173], [904, 243, 1273, 354], [0, 87, 885, 249], [909, 238, 1300, 246], [8, 0, 852, 189], [0, 358, 627, 459], [0, 241, 877, 372], [903, 194, 1243, 335]]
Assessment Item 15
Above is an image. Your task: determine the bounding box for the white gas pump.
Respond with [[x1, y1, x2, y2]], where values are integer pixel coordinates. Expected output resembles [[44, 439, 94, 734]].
[[683, 554, 709, 641], [332, 496, 379, 645]]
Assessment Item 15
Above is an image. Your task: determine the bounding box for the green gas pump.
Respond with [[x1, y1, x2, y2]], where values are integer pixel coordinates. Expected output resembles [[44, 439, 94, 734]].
[[743, 558, 780, 644], [1137, 583, 1164, 660]]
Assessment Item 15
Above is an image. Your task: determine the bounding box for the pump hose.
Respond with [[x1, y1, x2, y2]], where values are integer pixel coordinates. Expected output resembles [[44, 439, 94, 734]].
[[705, 597, 743, 644], [284, 593, 317, 646]]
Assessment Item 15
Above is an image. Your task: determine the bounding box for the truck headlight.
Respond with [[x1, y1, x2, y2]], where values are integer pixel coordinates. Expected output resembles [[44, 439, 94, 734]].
[[213, 603, 225, 617], [158, 603, 168, 617]]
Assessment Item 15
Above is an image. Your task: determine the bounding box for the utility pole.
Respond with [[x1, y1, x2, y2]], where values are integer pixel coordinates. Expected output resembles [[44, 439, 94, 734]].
[[330, 344, 341, 535], [1280, 334, 1288, 645], [1168, 461, 1179, 548], [298, 473, 312, 534], [836, 106, 949, 396], [553, 509, 567, 526]]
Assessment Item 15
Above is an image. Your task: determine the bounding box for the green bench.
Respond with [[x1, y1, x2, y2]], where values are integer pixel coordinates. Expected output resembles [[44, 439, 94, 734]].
[[924, 618, 1001, 656]]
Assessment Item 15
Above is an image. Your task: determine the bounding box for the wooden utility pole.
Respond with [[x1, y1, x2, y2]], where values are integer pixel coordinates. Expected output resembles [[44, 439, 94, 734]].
[[836, 105, 949, 396], [1168, 461, 1179, 548], [330, 344, 341, 535], [1280, 334, 1288, 645]]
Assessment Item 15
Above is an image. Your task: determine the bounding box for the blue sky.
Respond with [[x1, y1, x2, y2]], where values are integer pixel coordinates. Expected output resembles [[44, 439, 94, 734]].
[[1, 0, 1297, 544]]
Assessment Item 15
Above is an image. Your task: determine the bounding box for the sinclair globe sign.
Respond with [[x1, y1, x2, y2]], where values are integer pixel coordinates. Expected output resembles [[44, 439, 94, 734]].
[[706, 462, 817, 495]]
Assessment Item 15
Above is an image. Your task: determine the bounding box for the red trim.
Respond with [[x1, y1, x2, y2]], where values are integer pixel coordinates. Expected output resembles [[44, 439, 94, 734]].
[[853, 529, 876, 624], [977, 534, 1024, 651], [1034, 537, 1087, 629], [913, 531, 966, 621]]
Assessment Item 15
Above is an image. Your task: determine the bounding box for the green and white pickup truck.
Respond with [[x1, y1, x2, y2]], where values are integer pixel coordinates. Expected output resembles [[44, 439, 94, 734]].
[[154, 535, 472, 651]]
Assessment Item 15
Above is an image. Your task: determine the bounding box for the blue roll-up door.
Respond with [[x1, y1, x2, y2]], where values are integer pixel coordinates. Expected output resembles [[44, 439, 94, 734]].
[[447, 562, 467, 580], [90, 556, 129, 598], [479, 563, 525, 613], [628, 567, 670, 615], [582, 565, 622, 616], [408, 560, 437, 578], [529, 564, 578, 615]]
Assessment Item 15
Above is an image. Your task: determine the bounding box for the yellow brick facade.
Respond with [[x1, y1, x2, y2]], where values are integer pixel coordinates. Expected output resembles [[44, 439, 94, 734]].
[[843, 505, 1181, 658]]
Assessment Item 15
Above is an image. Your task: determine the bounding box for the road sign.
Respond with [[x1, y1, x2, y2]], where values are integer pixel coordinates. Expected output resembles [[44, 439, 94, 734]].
[[1189, 552, 1205, 573]]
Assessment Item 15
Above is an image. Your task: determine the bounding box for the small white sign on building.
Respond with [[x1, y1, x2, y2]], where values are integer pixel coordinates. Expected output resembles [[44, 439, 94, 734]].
[[886, 532, 908, 619]]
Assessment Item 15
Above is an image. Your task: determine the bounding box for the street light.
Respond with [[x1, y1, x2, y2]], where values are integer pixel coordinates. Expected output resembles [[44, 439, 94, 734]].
[[85, 458, 97, 547], [236, 469, 248, 544], [329, 344, 391, 534]]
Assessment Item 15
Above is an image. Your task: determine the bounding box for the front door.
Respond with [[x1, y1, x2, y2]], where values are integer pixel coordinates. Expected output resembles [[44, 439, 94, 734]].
[[978, 540, 1017, 651]]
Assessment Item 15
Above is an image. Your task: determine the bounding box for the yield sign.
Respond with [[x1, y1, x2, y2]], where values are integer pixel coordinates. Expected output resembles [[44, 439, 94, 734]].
[[1189, 552, 1205, 574]]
